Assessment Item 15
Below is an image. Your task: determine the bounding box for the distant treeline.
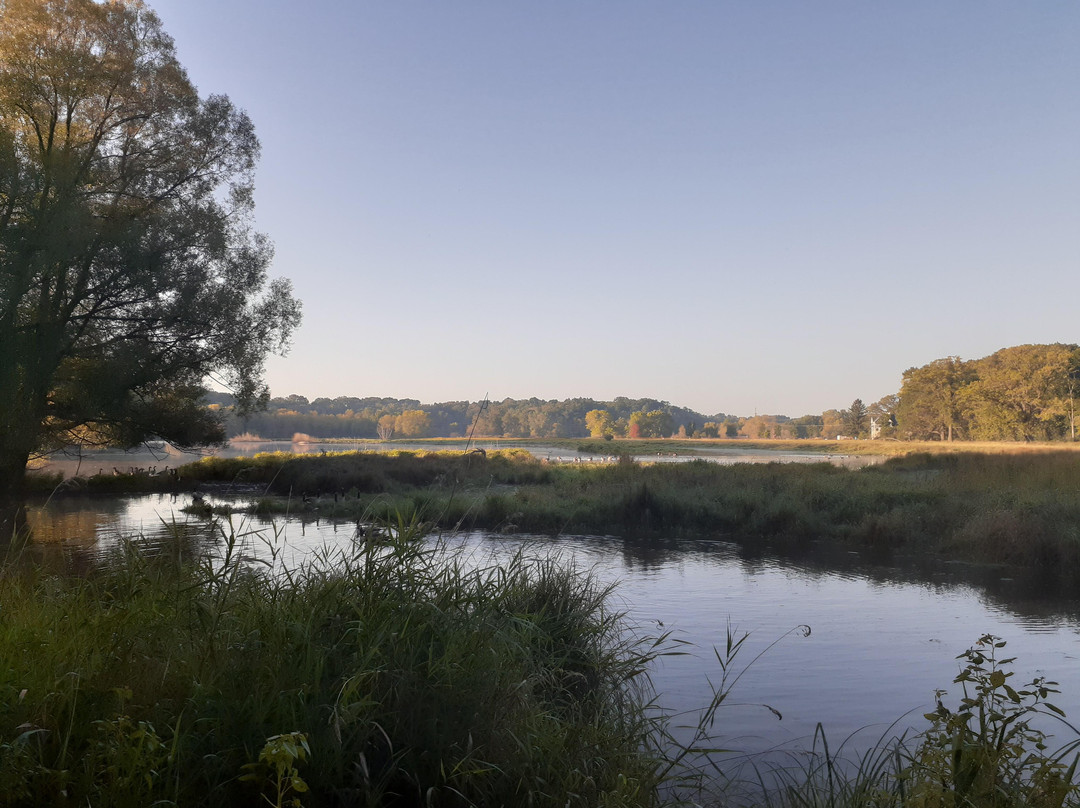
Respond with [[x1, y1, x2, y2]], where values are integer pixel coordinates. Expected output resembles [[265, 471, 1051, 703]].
[[207, 395, 735, 441], [738, 343, 1080, 442], [207, 343, 1080, 442]]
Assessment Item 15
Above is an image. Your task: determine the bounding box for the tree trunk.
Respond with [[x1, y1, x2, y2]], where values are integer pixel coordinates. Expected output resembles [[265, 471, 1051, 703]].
[[0, 422, 34, 545], [0, 461, 30, 545]]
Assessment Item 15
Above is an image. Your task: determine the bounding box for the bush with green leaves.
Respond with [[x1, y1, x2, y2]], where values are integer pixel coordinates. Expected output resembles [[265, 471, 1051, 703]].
[[902, 634, 1080, 808]]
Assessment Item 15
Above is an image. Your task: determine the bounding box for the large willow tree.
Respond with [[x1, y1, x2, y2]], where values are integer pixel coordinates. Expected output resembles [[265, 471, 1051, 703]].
[[0, 0, 300, 525]]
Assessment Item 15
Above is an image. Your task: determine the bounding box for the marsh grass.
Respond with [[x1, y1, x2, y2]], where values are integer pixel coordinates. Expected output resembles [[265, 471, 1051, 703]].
[[106, 448, 1080, 577], [0, 518, 676, 807], [30, 447, 1080, 577]]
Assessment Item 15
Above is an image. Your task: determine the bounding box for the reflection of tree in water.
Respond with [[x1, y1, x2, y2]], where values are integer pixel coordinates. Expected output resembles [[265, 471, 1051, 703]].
[[555, 529, 1080, 628], [617, 537, 686, 572], [724, 534, 1080, 627], [17, 499, 219, 576], [25, 506, 104, 546], [478, 527, 1080, 630], [16, 494, 1080, 632]]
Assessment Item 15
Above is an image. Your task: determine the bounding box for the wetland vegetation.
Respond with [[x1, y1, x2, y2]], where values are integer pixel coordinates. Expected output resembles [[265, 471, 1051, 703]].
[[10, 446, 1080, 805], [38, 445, 1080, 581], [5, 0, 1080, 803], [3, 510, 1080, 807], [13, 443, 1080, 806], [0, 524, 674, 806]]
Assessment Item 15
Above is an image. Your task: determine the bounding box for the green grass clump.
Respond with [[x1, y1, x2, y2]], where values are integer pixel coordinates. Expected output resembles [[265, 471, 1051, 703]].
[[0, 521, 667, 807]]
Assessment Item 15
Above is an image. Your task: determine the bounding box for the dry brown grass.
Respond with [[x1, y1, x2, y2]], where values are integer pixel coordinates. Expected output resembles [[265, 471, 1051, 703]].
[[229, 432, 265, 442], [674, 439, 1080, 457]]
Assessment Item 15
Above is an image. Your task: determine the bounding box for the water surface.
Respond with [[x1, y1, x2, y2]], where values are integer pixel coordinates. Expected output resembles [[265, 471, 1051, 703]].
[[19, 494, 1080, 765]]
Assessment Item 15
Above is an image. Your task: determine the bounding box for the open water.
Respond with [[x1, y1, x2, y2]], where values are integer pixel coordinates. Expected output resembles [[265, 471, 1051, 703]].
[[18, 492, 1080, 772]]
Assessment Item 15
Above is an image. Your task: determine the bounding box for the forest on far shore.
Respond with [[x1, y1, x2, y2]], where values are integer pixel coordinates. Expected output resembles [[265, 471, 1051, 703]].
[[211, 343, 1080, 443]]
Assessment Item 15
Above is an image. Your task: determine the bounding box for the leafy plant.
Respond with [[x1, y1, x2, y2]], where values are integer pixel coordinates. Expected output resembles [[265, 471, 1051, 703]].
[[903, 634, 1080, 808], [240, 732, 311, 808], [87, 713, 170, 807]]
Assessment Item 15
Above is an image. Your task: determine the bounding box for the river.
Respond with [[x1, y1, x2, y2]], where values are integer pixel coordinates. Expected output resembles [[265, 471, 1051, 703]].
[[18, 492, 1080, 774]]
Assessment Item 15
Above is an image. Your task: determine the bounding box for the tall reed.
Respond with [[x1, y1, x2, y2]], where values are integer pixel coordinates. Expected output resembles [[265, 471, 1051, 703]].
[[0, 518, 671, 807]]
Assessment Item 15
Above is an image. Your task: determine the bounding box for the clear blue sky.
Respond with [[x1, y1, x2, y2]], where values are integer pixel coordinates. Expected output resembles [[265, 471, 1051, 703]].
[[150, 1, 1080, 417]]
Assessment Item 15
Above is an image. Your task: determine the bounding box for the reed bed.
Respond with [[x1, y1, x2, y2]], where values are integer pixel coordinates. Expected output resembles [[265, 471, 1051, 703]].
[[147, 449, 1080, 578], [0, 520, 672, 807], [566, 438, 1080, 459]]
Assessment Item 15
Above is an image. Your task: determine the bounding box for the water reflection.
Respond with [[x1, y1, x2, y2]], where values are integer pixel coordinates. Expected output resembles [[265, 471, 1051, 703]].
[[9, 494, 1080, 763], [19, 495, 221, 576]]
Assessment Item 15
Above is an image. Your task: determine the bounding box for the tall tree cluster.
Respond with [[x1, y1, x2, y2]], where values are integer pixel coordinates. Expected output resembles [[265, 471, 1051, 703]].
[[0, 0, 300, 524], [220, 344, 1080, 444], [226, 395, 726, 441], [896, 345, 1080, 441]]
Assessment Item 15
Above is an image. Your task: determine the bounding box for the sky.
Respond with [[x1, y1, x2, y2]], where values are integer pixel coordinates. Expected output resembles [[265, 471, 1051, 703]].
[[147, 1, 1080, 418]]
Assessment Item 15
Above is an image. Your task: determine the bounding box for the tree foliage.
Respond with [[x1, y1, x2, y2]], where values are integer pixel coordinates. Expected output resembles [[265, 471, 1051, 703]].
[[897, 346, 1080, 441], [0, 0, 300, 505], [897, 357, 976, 441], [628, 409, 674, 439], [227, 396, 718, 441], [394, 409, 431, 438], [585, 409, 614, 438], [819, 409, 844, 440], [739, 414, 780, 439], [843, 398, 869, 438], [219, 345, 1080, 446], [962, 344, 1075, 441], [376, 415, 395, 441]]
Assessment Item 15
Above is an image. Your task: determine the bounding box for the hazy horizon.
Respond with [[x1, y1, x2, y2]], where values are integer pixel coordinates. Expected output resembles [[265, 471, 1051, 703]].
[[257, 388, 851, 420], [151, 2, 1080, 416]]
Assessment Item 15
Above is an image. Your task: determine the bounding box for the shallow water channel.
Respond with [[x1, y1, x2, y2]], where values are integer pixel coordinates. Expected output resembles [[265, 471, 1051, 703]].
[[19, 493, 1080, 771]]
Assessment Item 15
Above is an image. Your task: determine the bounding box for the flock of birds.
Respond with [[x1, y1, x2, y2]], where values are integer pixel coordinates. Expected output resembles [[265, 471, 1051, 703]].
[[105, 465, 179, 479]]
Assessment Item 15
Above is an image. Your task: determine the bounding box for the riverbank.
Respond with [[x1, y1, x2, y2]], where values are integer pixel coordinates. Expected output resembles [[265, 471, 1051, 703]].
[[4, 525, 1078, 807], [301, 436, 1080, 458], [567, 437, 1080, 457], [49, 447, 1078, 580], [0, 526, 672, 806]]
